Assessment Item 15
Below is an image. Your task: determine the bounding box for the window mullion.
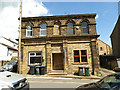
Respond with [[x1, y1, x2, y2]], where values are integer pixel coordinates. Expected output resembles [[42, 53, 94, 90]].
[[79, 50, 81, 63]]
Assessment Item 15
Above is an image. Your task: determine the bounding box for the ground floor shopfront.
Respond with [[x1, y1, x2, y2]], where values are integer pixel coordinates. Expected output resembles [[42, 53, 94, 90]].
[[20, 36, 100, 76]]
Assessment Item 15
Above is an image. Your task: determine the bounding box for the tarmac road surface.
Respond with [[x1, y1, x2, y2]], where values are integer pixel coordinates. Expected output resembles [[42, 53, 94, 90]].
[[27, 77, 99, 89]]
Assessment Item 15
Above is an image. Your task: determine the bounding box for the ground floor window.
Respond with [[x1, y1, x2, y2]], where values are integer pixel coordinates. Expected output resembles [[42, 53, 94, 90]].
[[73, 50, 87, 63], [28, 51, 42, 65]]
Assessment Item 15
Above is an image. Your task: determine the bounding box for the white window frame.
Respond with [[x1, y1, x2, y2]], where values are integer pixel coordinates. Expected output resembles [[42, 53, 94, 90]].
[[40, 24, 47, 36], [28, 51, 42, 65], [40, 29, 46, 36], [26, 25, 33, 37]]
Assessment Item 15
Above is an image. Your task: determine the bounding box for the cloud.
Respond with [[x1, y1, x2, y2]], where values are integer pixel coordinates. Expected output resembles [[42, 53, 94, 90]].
[[0, 0, 49, 41], [95, 14, 99, 19], [22, 0, 49, 17]]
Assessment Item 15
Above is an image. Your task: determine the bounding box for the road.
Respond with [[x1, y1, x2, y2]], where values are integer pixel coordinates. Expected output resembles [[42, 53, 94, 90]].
[[27, 77, 99, 89]]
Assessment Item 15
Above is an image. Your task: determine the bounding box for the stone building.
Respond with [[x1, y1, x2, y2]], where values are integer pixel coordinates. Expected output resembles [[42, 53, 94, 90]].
[[19, 13, 100, 76], [110, 15, 120, 68], [110, 16, 120, 58], [97, 39, 112, 55]]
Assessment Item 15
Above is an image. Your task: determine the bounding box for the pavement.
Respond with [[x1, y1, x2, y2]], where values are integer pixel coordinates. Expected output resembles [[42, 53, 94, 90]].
[[23, 68, 115, 81], [24, 74, 101, 80], [99, 68, 116, 78]]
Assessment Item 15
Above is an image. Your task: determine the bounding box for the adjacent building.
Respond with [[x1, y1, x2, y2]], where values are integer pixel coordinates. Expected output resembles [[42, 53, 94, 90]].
[[97, 39, 112, 55], [110, 14, 120, 68], [19, 13, 100, 75], [110, 1, 120, 58], [0, 36, 18, 65], [110, 16, 120, 58]]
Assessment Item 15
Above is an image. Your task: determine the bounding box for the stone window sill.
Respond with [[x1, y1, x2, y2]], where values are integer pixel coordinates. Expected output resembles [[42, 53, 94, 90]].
[[72, 62, 88, 65]]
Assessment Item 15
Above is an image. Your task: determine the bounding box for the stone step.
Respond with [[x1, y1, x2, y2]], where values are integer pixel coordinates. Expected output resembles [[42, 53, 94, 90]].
[[47, 73, 67, 75], [51, 70, 65, 73], [47, 70, 67, 75]]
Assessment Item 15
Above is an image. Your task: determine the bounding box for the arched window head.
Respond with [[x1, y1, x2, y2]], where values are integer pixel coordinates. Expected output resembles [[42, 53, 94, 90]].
[[82, 22, 88, 34], [40, 24, 47, 36], [26, 24, 33, 37], [67, 23, 73, 34]]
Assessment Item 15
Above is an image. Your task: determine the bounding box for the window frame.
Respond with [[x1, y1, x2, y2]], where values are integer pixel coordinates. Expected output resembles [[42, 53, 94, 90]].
[[40, 24, 47, 36], [73, 50, 80, 63], [81, 22, 89, 34], [73, 50, 88, 63], [81, 50, 87, 63], [67, 23, 74, 35], [28, 51, 42, 65], [26, 24, 33, 37]]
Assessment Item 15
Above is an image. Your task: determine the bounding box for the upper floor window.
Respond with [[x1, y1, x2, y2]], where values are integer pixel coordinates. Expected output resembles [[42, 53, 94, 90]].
[[26, 24, 33, 37], [67, 23, 73, 34], [82, 22, 88, 34], [40, 24, 47, 36], [100, 47, 103, 51]]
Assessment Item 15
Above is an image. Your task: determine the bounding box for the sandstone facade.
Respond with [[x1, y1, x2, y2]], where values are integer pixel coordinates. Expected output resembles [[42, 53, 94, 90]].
[[20, 13, 100, 76]]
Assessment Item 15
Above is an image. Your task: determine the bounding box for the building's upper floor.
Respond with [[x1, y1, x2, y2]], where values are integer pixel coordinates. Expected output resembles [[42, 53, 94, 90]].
[[21, 13, 98, 39]]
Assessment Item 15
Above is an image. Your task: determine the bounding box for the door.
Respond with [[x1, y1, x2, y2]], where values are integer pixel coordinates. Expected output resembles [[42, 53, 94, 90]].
[[53, 53, 64, 70]]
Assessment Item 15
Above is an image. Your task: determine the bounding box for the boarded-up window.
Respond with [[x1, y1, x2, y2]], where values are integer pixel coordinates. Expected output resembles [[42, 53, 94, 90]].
[[53, 25, 59, 35]]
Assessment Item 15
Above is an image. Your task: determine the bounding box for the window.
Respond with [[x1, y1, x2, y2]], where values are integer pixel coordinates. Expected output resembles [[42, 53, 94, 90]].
[[40, 24, 47, 36], [26, 24, 33, 37], [73, 50, 87, 63], [74, 50, 80, 62], [100, 47, 103, 51], [82, 22, 88, 33], [28, 51, 42, 65], [81, 50, 87, 62], [67, 23, 73, 34]]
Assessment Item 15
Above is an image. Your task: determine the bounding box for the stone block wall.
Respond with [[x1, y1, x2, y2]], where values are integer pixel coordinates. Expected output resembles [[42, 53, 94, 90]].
[[21, 45, 45, 74], [21, 14, 97, 38], [20, 14, 100, 75], [67, 42, 92, 75]]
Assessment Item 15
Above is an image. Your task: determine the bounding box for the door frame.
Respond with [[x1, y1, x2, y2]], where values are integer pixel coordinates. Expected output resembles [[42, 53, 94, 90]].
[[52, 53, 64, 70]]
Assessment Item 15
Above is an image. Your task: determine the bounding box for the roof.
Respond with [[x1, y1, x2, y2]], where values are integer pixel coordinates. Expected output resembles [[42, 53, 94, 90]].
[[2, 36, 18, 45], [97, 39, 112, 48], [20, 13, 97, 20], [110, 15, 120, 38], [0, 43, 18, 51]]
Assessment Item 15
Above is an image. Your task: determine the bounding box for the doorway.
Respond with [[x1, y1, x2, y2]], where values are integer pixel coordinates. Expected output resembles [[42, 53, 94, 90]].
[[52, 53, 64, 70]]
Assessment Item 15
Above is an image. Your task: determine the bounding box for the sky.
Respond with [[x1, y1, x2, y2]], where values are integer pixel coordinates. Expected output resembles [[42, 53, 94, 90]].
[[0, 0, 119, 46]]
